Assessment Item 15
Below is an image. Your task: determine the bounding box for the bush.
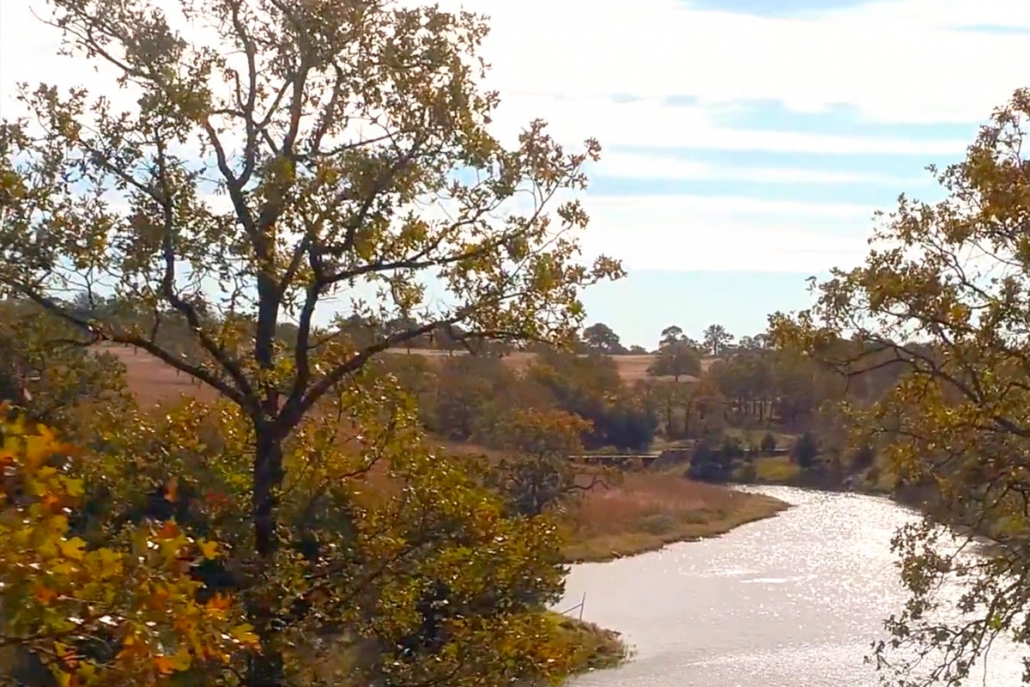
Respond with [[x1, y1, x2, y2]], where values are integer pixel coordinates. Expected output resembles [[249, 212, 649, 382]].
[[686, 438, 734, 482], [849, 444, 877, 472], [791, 431, 819, 469], [759, 432, 777, 454]]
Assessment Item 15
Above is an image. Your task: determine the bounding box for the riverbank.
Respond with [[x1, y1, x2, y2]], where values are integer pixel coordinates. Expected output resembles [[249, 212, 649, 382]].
[[547, 611, 629, 675], [553, 471, 789, 676], [562, 471, 790, 563]]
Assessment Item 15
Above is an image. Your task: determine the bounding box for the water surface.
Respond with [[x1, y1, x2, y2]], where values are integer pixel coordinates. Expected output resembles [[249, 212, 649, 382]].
[[559, 486, 1024, 686]]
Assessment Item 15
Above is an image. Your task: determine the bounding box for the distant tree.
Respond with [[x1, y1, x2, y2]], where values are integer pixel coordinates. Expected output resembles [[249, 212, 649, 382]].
[[488, 408, 596, 517], [849, 444, 877, 472], [647, 342, 701, 382], [628, 344, 648, 354], [582, 322, 626, 354], [703, 324, 734, 357], [659, 325, 684, 348]]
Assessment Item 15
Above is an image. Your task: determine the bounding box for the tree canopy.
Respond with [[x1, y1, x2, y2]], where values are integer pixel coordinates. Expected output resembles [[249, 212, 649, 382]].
[[0, 1, 622, 684]]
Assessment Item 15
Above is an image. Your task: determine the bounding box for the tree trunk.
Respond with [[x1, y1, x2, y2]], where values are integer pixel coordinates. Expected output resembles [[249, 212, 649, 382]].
[[249, 423, 286, 687]]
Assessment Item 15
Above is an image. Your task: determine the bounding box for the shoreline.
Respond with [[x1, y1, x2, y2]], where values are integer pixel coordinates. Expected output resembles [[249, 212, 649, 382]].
[[555, 477, 790, 678], [562, 488, 790, 564]]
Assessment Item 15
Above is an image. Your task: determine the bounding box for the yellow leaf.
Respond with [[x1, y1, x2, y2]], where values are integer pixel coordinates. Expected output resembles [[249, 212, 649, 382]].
[[199, 540, 219, 560], [58, 537, 86, 560], [230, 624, 258, 645]]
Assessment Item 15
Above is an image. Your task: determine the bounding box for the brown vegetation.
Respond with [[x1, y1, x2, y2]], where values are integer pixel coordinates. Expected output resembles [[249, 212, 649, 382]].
[[562, 470, 788, 562], [381, 348, 715, 384]]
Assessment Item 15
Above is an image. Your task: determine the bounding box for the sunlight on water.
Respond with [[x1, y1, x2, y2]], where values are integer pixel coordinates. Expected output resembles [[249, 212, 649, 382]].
[[558, 487, 1026, 687]]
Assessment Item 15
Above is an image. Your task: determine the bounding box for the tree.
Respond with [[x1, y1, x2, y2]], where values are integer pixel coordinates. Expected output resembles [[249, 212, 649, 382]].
[[582, 322, 626, 354], [0, 409, 255, 687], [703, 324, 734, 357], [488, 408, 596, 517], [659, 325, 684, 348], [0, 2, 622, 684], [771, 90, 1030, 685], [685, 436, 733, 482], [647, 341, 701, 382], [0, 299, 133, 436]]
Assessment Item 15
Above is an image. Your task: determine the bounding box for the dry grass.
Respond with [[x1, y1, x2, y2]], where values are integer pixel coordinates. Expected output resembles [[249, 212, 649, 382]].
[[544, 611, 629, 673], [98, 344, 718, 398], [384, 348, 713, 384], [563, 470, 789, 562], [750, 456, 802, 483], [96, 344, 218, 405]]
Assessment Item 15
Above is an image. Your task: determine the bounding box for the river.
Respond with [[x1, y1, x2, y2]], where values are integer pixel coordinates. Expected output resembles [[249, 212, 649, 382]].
[[558, 486, 1025, 686]]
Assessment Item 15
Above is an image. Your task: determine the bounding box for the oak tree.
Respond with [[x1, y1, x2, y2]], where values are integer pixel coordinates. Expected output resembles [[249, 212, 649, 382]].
[[0, 1, 621, 684], [772, 89, 1030, 685]]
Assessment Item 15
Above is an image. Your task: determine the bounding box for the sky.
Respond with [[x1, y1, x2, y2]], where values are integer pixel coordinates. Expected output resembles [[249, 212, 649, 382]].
[[2, 0, 1030, 348]]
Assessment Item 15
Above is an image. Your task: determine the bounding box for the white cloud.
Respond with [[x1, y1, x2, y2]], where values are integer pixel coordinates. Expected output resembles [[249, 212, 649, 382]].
[[574, 194, 877, 272], [487, 94, 971, 155], [1, 0, 1009, 280], [454, 0, 1030, 125], [592, 152, 932, 186], [6, 0, 1024, 151]]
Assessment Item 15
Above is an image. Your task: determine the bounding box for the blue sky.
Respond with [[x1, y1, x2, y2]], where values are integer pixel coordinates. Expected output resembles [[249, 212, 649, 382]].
[[436, 0, 1030, 347], [4, 0, 1030, 349]]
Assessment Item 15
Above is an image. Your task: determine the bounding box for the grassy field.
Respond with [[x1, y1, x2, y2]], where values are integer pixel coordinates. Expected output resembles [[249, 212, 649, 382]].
[[95, 344, 715, 391], [384, 348, 714, 384]]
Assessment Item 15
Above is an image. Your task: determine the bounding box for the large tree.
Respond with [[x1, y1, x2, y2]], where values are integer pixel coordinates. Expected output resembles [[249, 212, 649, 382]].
[[0, 1, 621, 684], [582, 322, 625, 354], [773, 89, 1030, 685], [702, 324, 733, 357]]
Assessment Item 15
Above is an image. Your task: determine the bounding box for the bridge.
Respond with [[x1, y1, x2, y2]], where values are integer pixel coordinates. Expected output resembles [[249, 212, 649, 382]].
[[573, 453, 661, 469]]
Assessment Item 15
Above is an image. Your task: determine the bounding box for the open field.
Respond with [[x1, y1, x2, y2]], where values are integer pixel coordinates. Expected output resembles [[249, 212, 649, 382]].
[[384, 348, 714, 384], [97, 345, 715, 400], [97, 344, 218, 406]]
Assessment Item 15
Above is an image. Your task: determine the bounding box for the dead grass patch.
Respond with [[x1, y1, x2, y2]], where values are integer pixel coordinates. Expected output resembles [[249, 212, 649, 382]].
[[563, 470, 788, 562]]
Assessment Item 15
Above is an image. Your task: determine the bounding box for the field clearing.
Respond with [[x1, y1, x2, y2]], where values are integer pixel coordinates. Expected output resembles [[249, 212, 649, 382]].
[[383, 348, 713, 384], [97, 344, 715, 402], [97, 343, 218, 405]]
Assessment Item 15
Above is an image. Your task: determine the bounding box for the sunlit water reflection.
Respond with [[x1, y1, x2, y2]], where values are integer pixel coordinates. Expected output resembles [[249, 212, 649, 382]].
[[558, 486, 1025, 686]]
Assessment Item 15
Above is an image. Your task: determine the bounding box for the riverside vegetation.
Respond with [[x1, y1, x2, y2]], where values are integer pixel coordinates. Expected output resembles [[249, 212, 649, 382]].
[[2, 0, 1030, 685]]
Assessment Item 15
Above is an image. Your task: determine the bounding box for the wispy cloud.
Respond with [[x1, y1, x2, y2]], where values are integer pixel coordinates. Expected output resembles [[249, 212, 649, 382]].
[[1, 0, 1026, 282]]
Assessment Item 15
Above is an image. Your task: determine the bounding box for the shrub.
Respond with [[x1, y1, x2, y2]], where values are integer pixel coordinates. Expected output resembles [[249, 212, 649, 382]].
[[791, 431, 819, 469]]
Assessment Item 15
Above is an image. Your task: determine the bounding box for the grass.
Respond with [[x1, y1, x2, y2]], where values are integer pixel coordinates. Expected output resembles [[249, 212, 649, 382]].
[[749, 455, 802, 483], [545, 611, 630, 674], [562, 469, 789, 562]]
